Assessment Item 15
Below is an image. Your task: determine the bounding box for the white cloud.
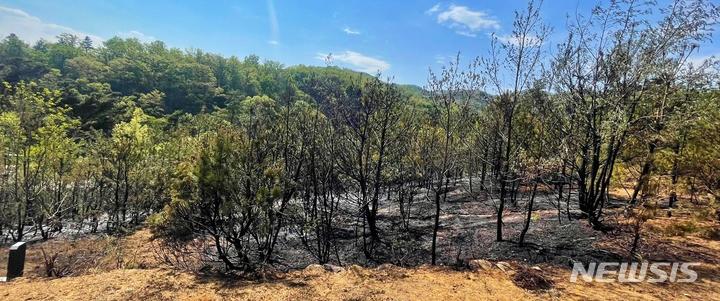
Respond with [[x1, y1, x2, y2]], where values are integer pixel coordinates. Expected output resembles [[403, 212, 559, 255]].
[[426, 4, 441, 15], [456, 31, 477, 38], [0, 5, 103, 45], [343, 27, 360, 35], [117, 30, 156, 42], [428, 4, 500, 37], [686, 54, 717, 67], [494, 34, 543, 46], [0, 6, 165, 47], [268, 40, 279, 45], [316, 51, 390, 73], [267, 0, 279, 45]]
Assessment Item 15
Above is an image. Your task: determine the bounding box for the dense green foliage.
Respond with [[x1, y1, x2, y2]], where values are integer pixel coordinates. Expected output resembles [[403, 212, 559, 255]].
[[0, 33, 427, 131]]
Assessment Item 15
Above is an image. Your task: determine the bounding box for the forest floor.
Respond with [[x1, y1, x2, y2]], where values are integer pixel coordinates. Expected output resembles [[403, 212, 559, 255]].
[[1, 236, 719, 301], [1, 182, 719, 300]]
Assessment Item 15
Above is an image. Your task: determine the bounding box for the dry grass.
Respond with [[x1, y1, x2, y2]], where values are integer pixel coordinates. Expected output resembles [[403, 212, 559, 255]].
[[1, 262, 719, 300], [0, 229, 158, 279], [549, 264, 720, 300], [0, 266, 534, 301]]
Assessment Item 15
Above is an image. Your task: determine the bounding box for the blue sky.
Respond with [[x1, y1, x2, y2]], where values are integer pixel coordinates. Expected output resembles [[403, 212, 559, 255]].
[[0, 0, 718, 85]]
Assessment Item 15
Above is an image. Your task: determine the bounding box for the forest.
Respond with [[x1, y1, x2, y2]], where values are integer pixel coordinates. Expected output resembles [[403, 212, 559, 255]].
[[1, 0, 719, 280]]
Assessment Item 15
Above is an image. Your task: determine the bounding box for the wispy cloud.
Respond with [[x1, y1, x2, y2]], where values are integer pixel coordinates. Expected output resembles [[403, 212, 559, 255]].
[[343, 27, 360, 35], [686, 53, 718, 69], [426, 4, 441, 15], [434, 55, 446, 65], [267, 0, 279, 45], [268, 40, 279, 46], [0, 5, 103, 44], [427, 4, 499, 37], [456, 31, 477, 38], [118, 30, 156, 42], [316, 51, 390, 73]]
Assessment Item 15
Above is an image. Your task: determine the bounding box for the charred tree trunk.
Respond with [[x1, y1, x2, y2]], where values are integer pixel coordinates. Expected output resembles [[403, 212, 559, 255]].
[[431, 189, 441, 265], [519, 181, 538, 246]]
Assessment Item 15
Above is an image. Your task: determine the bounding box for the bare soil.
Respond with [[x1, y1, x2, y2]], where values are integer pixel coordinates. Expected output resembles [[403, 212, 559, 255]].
[[1, 259, 719, 300]]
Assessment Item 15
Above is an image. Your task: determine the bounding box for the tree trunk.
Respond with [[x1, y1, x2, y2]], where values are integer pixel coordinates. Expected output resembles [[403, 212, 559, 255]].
[[631, 141, 658, 205], [519, 181, 538, 246], [668, 137, 683, 208], [431, 190, 441, 265]]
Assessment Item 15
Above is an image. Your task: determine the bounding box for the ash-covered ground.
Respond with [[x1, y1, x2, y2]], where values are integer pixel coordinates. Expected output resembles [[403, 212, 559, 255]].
[[270, 178, 620, 270]]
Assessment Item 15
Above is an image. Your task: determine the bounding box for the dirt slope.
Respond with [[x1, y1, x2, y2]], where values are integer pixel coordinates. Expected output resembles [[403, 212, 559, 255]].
[[1, 267, 533, 301]]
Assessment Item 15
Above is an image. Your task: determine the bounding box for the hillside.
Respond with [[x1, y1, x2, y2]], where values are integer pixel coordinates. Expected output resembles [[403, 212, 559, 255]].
[[0, 34, 429, 133], [2, 0, 720, 299]]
